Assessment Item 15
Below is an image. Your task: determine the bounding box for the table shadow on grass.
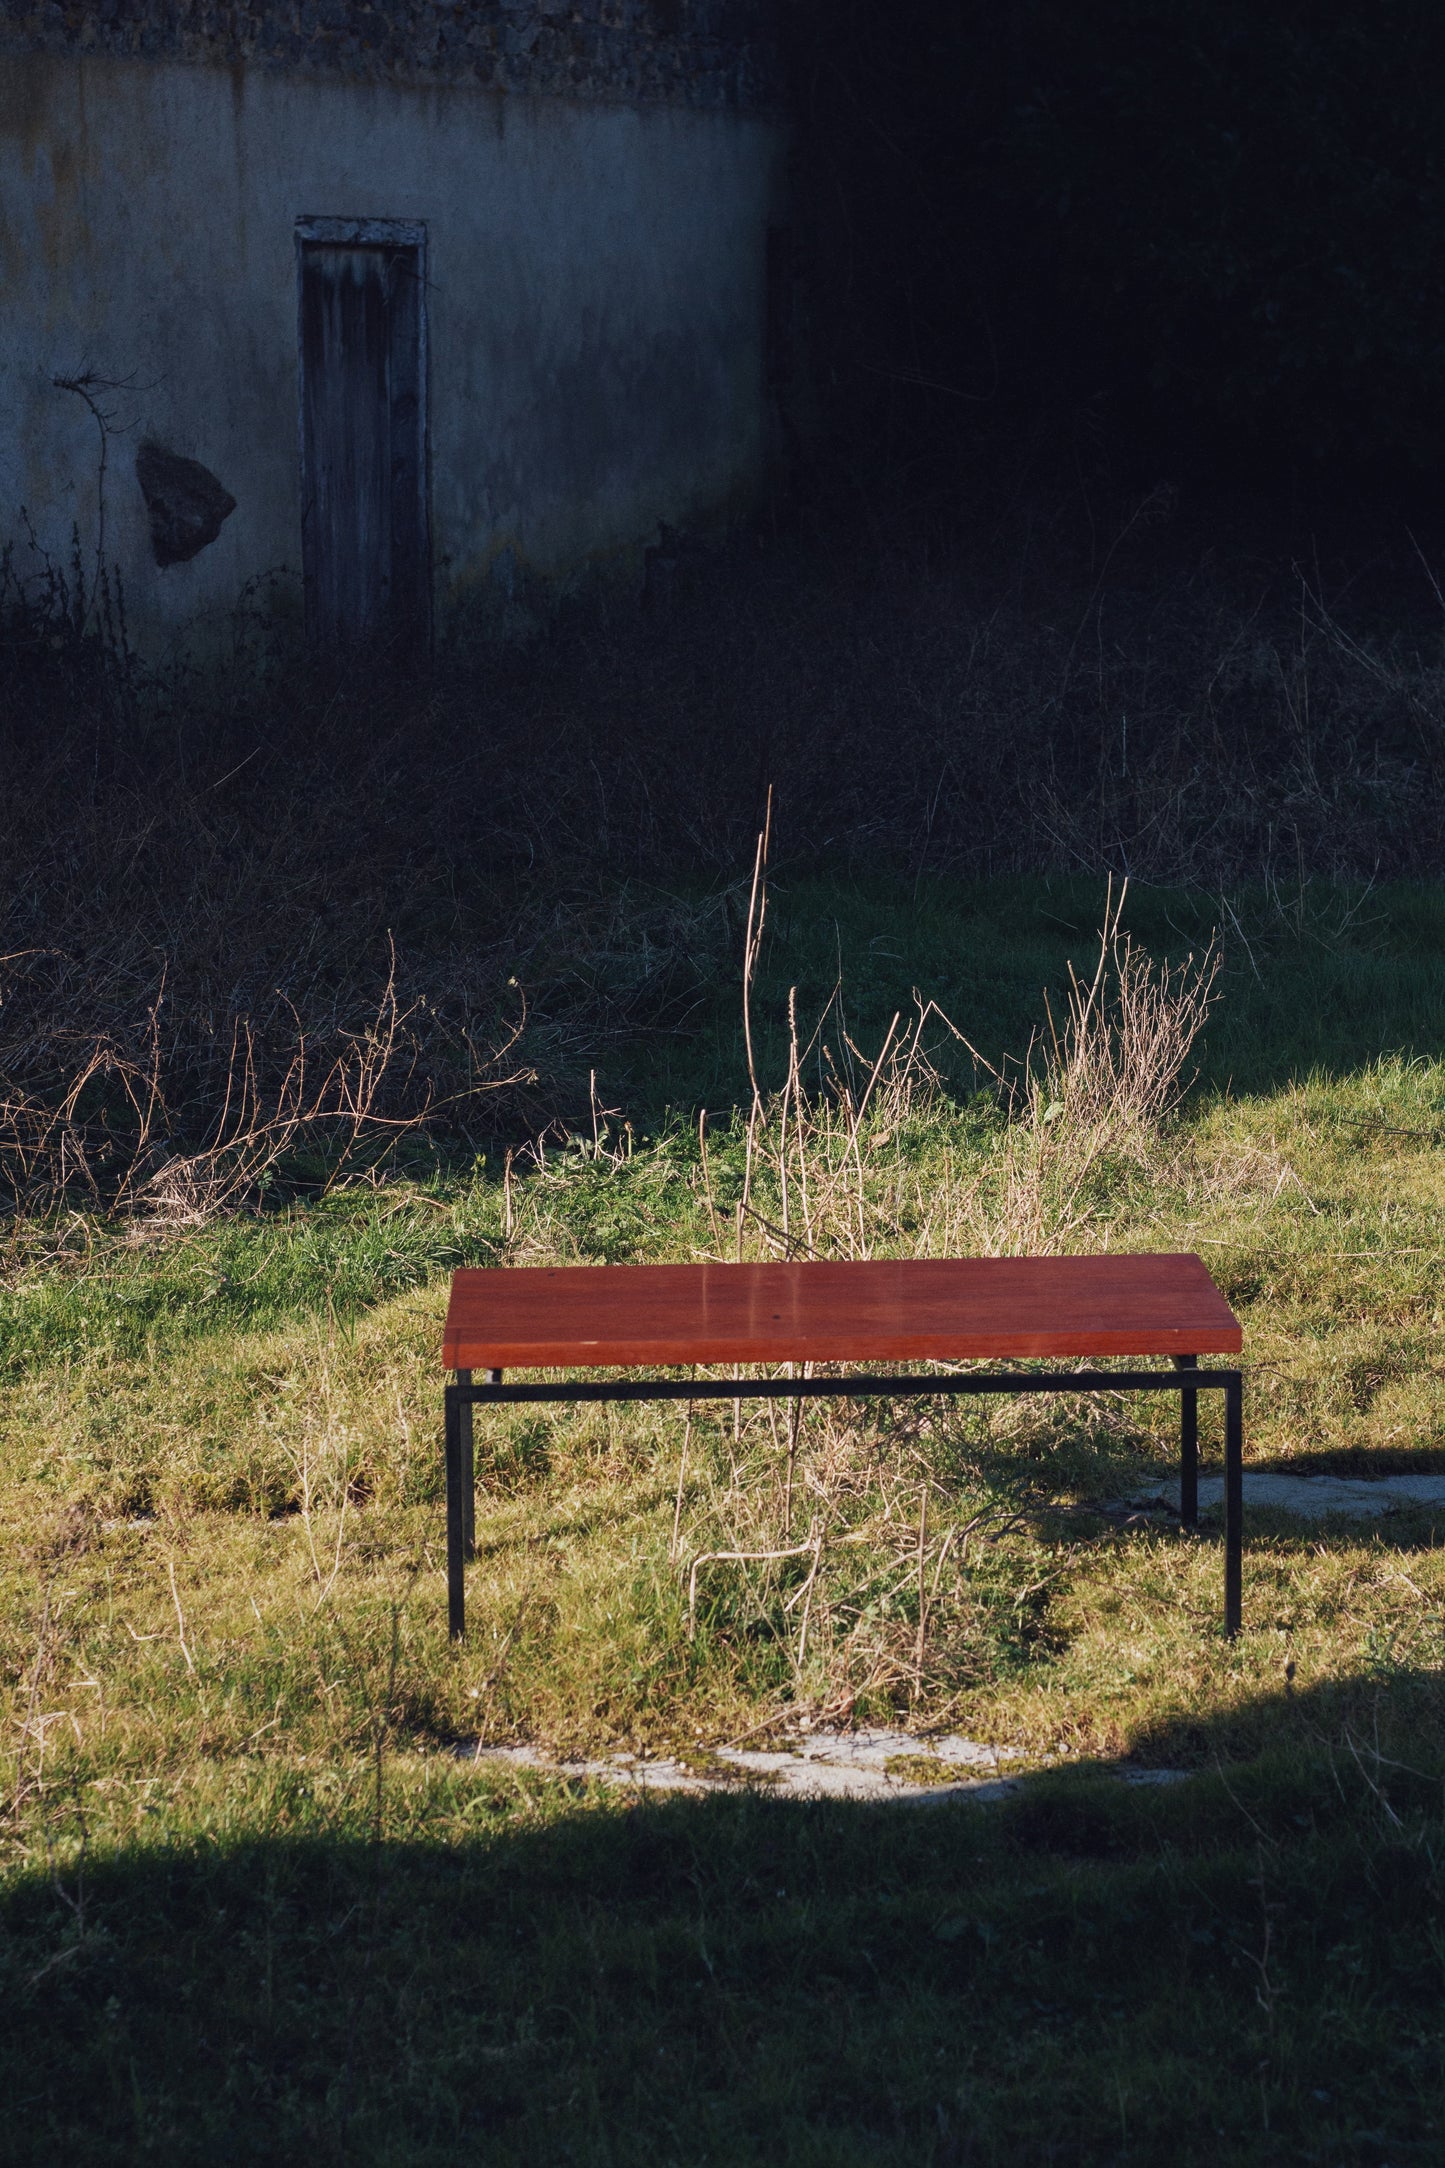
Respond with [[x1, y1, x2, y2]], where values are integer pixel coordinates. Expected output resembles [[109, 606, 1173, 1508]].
[[4, 1673, 1442, 2168]]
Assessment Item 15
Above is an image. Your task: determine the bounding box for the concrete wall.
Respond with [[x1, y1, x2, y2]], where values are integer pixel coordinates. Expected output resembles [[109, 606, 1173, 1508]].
[[0, 3, 783, 112], [0, 49, 785, 650]]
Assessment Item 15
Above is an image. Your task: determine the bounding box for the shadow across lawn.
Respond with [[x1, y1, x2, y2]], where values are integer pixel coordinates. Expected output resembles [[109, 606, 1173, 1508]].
[[4, 1672, 1442, 2166], [629, 874, 1445, 1120]]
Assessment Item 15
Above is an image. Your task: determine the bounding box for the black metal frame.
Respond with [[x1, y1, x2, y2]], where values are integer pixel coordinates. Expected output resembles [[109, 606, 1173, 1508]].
[[444, 1354, 1243, 1643]]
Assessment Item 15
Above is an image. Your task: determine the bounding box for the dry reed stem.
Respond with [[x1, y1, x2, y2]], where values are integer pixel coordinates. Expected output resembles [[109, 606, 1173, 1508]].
[[687, 1540, 817, 1638], [739, 787, 773, 1217], [670, 1393, 695, 1562], [166, 1558, 195, 1676]]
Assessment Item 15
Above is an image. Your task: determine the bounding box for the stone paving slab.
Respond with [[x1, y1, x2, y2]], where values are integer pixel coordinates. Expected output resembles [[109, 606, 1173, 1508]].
[[1132, 1472, 1445, 1517], [458, 1727, 1187, 1803]]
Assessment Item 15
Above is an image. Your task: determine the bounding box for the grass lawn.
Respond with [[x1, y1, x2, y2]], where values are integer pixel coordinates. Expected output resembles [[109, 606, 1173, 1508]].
[[2, 875, 1443, 2163]]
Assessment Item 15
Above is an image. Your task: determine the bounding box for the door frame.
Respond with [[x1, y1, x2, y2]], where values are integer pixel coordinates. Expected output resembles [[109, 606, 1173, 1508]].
[[294, 215, 431, 650]]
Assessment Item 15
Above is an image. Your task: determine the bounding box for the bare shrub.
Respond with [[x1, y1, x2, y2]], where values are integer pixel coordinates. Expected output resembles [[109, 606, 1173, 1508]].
[[945, 877, 1222, 1252], [713, 850, 1219, 1270], [1027, 878, 1220, 1138], [0, 945, 531, 1230]]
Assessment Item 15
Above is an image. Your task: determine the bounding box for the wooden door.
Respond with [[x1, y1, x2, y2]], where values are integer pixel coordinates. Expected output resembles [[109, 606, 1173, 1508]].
[[296, 219, 429, 655]]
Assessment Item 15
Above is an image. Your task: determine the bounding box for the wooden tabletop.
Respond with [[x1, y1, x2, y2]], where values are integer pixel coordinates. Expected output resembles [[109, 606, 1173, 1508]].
[[442, 1254, 1242, 1370]]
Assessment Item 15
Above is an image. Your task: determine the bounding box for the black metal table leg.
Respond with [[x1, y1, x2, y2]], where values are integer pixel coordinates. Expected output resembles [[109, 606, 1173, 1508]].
[[1224, 1372, 1243, 1637], [445, 1381, 466, 1641], [457, 1370, 475, 1561], [1174, 1354, 1198, 1529]]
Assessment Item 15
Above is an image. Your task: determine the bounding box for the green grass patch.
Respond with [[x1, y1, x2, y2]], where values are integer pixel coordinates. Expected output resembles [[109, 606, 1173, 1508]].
[[616, 873, 1445, 1115]]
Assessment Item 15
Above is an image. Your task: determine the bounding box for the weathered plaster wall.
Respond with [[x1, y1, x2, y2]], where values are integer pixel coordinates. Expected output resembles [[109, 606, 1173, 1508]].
[[0, 2, 783, 109], [0, 48, 784, 649]]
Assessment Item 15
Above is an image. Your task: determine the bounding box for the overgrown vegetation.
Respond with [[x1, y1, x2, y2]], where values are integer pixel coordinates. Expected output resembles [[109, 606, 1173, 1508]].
[[5, 467, 1445, 2156], [2, 838, 1443, 2158], [5, 496, 1445, 1241]]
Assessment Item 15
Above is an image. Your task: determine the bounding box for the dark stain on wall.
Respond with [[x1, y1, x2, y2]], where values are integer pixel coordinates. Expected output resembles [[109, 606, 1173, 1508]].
[[0, 3, 782, 111], [135, 440, 237, 567]]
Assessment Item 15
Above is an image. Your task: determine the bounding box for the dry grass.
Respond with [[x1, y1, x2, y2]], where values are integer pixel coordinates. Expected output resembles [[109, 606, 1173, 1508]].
[[719, 839, 1219, 1273], [4, 492, 1444, 1240], [0, 941, 535, 1230]]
